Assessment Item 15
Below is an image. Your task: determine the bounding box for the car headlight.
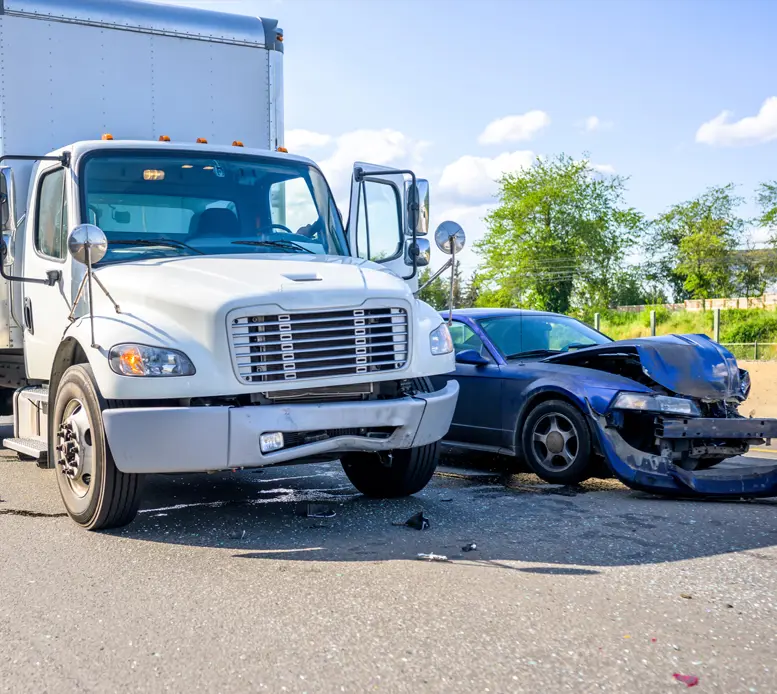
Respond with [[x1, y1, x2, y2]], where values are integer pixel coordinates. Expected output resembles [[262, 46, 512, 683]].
[[429, 323, 454, 355], [740, 369, 751, 399], [612, 392, 700, 417], [109, 344, 196, 377]]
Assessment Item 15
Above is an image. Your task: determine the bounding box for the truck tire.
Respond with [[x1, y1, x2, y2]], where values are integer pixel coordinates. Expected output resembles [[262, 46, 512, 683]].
[[52, 364, 144, 530], [340, 378, 440, 498], [521, 399, 593, 485]]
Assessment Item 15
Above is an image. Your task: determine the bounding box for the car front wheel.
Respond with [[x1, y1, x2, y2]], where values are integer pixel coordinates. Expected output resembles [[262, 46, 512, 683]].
[[521, 399, 592, 485]]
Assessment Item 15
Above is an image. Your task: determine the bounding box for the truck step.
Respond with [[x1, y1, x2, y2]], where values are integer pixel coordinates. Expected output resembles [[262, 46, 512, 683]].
[[3, 437, 48, 462]]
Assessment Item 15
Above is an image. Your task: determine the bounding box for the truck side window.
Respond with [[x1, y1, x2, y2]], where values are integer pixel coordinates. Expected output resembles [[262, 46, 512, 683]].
[[356, 180, 402, 261], [35, 168, 68, 259]]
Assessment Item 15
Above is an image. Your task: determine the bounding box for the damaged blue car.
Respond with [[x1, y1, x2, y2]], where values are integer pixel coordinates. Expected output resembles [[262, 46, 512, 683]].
[[432, 308, 777, 498]]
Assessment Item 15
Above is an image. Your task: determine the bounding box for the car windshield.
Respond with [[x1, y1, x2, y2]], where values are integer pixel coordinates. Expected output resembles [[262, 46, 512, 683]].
[[479, 314, 611, 359], [81, 151, 348, 264]]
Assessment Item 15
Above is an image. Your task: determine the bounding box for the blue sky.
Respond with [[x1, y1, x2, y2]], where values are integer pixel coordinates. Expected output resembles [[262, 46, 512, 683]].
[[164, 0, 777, 271]]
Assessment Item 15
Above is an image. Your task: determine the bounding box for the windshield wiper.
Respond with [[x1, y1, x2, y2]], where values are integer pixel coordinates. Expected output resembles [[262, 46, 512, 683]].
[[505, 349, 561, 360], [109, 238, 204, 255], [232, 239, 314, 254]]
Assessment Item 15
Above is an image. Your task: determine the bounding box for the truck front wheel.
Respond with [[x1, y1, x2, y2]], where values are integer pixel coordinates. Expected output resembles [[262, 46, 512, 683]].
[[340, 378, 440, 498], [52, 364, 144, 530]]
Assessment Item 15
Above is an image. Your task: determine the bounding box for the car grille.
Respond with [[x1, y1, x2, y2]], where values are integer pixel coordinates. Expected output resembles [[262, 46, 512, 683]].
[[230, 307, 409, 384]]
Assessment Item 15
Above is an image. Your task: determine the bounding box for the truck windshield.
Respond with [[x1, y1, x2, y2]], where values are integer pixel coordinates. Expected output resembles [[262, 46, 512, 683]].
[[81, 152, 348, 263]]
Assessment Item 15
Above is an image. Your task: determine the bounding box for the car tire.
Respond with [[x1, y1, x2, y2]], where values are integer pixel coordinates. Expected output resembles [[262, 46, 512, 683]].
[[521, 399, 593, 485], [340, 378, 440, 498], [52, 364, 144, 530]]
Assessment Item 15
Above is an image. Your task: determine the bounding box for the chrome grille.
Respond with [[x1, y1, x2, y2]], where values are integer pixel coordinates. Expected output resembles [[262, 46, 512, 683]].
[[230, 307, 409, 383]]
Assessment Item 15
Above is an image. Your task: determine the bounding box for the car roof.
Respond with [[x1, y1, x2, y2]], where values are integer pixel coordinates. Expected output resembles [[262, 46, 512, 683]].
[[443, 308, 561, 320]]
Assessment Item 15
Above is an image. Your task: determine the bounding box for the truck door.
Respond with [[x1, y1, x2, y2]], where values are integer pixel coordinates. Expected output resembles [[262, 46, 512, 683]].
[[21, 162, 75, 381], [347, 163, 425, 289]]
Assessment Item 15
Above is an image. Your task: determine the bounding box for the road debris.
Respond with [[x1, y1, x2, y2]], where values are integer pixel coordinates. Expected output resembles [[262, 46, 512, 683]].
[[417, 553, 449, 562], [298, 502, 336, 519], [461, 542, 477, 552], [673, 673, 699, 687], [393, 511, 430, 530], [680, 593, 693, 599]]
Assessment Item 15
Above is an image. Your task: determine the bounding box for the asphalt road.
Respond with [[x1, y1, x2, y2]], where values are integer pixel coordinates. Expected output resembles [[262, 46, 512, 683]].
[[1, 439, 776, 693]]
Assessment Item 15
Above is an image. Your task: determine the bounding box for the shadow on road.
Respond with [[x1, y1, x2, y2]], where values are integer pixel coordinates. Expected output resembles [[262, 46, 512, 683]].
[[91, 459, 777, 570]]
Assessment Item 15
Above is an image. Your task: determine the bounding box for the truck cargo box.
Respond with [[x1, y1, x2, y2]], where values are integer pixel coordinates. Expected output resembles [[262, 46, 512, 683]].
[[0, 0, 284, 210]]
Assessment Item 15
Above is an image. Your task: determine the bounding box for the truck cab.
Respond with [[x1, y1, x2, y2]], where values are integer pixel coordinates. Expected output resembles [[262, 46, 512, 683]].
[[0, 0, 461, 529]]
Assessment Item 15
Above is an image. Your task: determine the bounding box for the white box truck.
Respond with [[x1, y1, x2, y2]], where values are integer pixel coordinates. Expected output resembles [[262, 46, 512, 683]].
[[0, 0, 462, 529]]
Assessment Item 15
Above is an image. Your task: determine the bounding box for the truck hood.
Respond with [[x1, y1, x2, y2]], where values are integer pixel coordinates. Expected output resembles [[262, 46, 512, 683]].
[[94, 254, 413, 315], [545, 334, 743, 401]]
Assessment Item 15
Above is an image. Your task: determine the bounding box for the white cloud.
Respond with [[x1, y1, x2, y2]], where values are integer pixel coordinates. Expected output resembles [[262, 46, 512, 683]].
[[696, 96, 777, 147], [290, 128, 429, 211], [439, 150, 535, 201], [582, 115, 613, 132], [477, 111, 550, 145], [592, 163, 616, 175], [285, 129, 331, 150]]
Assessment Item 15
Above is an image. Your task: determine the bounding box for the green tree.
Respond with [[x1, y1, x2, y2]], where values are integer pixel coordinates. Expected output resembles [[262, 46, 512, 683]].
[[756, 180, 777, 235], [648, 184, 744, 303], [475, 154, 641, 314], [417, 267, 448, 310]]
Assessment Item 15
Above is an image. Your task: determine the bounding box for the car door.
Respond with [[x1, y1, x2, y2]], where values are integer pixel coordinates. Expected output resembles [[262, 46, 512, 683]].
[[444, 320, 503, 447], [22, 162, 76, 381]]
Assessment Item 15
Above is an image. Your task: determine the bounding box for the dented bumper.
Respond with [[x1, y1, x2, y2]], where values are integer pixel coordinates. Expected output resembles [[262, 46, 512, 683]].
[[103, 381, 459, 474], [592, 414, 777, 499]]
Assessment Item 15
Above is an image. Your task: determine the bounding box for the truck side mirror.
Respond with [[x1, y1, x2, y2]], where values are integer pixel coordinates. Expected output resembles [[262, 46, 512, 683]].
[[0, 168, 17, 266], [405, 179, 429, 236], [405, 237, 430, 267], [1, 167, 17, 232]]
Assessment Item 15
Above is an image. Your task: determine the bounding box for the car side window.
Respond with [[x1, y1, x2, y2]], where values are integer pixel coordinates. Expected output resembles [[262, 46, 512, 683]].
[[35, 168, 68, 259], [449, 322, 492, 361]]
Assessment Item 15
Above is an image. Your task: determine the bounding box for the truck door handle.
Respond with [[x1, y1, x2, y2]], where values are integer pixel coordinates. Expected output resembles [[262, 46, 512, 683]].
[[23, 298, 34, 335]]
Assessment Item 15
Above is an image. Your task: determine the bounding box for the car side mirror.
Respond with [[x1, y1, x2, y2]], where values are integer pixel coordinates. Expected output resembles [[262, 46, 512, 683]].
[[455, 349, 489, 366]]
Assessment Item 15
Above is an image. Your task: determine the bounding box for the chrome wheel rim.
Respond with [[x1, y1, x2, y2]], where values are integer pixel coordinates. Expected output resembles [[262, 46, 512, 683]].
[[56, 398, 95, 499], [531, 412, 579, 473]]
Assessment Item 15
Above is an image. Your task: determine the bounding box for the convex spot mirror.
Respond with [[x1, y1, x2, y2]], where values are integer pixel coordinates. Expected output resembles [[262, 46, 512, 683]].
[[405, 179, 429, 236], [434, 220, 466, 255], [68, 224, 108, 265]]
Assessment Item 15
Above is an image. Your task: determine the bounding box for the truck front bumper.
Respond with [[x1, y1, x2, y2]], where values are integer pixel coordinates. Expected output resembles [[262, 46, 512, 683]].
[[102, 380, 459, 474]]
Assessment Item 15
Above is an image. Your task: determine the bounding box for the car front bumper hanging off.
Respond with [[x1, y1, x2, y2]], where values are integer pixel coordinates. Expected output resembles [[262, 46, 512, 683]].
[[102, 381, 459, 474], [593, 415, 777, 499]]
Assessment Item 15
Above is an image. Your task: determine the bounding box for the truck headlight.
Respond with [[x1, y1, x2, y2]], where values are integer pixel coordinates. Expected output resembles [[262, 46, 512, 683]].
[[109, 344, 196, 377], [612, 392, 700, 417], [429, 323, 453, 355]]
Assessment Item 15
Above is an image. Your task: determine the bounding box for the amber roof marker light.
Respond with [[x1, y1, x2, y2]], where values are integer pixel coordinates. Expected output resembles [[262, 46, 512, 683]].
[[159, 135, 171, 142], [102, 133, 114, 140], [196, 138, 208, 144]]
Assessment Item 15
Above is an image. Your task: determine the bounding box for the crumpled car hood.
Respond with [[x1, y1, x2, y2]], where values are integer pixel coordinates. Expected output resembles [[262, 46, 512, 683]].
[[545, 334, 742, 400]]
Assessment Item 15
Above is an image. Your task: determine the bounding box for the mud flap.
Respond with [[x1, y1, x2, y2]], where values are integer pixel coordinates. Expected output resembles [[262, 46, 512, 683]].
[[590, 411, 777, 499]]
